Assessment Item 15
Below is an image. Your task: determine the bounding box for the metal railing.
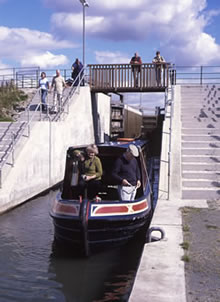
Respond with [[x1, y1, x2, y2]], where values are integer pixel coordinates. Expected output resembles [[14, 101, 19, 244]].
[[0, 67, 73, 88], [163, 86, 174, 200], [175, 65, 220, 85], [2, 65, 220, 88], [88, 63, 171, 91]]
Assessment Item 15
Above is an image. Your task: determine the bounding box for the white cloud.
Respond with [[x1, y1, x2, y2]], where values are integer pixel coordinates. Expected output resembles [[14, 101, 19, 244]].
[[47, 0, 220, 65], [0, 26, 74, 67], [95, 51, 130, 64], [51, 13, 106, 38], [20, 51, 69, 68]]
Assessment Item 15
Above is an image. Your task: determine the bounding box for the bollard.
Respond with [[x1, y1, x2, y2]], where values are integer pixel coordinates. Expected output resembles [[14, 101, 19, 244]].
[[146, 226, 165, 243]]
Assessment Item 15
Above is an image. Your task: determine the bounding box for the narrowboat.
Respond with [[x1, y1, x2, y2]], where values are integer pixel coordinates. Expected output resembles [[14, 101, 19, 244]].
[[50, 139, 153, 256]]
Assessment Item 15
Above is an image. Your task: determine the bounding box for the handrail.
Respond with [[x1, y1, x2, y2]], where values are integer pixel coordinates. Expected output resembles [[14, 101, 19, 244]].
[[2, 65, 220, 87], [164, 86, 174, 200], [88, 62, 171, 91], [0, 67, 72, 88]]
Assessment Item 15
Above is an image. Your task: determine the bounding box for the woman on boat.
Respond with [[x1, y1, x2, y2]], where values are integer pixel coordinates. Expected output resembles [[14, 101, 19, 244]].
[[78, 145, 103, 199]]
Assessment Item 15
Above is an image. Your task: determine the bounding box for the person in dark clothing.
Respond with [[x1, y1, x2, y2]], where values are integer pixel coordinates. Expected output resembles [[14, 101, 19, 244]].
[[130, 52, 142, 87], [112, 144, 141, 201], [71, 58, 84, 86]]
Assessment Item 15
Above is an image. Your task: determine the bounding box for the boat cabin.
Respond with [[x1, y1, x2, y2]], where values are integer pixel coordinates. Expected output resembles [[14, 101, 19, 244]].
[[61, 140, 150, 202]]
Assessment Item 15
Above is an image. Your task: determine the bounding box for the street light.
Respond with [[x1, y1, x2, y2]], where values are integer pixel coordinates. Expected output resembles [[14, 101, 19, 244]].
[[79, 0, 89, 67]]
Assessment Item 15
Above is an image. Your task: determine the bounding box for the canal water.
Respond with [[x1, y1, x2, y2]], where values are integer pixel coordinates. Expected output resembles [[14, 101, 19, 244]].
[[0, 158, 159, 302]]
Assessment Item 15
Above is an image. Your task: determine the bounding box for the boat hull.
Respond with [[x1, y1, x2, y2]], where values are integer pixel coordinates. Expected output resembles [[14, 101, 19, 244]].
[[50, 194, 152, 254]]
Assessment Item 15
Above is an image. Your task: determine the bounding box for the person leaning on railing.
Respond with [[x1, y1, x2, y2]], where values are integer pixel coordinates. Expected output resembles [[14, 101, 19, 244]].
[[130, 52, 142, 87], [152, 51, 166, 86]]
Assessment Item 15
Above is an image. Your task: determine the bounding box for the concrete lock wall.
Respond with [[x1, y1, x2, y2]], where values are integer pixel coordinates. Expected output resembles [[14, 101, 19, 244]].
[[0, 87, 111, 213], [96, 93, 111, 142], [124, 105, 142, 138]]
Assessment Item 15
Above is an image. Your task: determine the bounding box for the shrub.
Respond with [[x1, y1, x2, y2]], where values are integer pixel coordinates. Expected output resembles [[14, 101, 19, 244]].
[[0, 81, 28, 120]]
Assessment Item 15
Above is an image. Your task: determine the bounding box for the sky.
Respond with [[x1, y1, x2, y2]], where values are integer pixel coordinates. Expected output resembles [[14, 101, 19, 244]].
[[0, 0, 220, 107]]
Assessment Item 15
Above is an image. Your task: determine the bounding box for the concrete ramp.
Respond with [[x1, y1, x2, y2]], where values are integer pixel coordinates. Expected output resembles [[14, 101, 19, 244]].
[[181, 85, 220, 200]]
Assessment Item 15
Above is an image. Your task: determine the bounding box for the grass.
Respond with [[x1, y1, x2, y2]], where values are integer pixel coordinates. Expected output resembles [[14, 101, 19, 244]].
[[205, 224, 218, 230], [181, 254, 190, 262], [180, 241, 190, 250], [183, 224, 190, 232]]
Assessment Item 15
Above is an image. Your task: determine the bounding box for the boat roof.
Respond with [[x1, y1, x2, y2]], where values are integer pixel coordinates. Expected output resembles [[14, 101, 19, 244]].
[[67, 139, 148, 155], [98, 139, 147, 150]]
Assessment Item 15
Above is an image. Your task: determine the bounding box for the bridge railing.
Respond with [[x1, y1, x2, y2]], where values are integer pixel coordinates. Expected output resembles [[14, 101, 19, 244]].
[[175, 65, 220, 85], [88, 63, 171, 91], [0, 67, 73, 88]]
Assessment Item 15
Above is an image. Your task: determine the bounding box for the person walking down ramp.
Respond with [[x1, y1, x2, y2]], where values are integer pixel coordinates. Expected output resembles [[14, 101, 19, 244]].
[[38, 72, 49, 112], [51, 70, 67, 113]]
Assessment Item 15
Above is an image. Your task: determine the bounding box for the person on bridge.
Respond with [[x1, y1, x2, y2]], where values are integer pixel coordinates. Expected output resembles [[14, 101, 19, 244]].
[[112, 144, 141, 201], [71, 58, 84, 86], [130, 52, 142, 87], [51, 70, 67, 113], [38, 72, 49, 112], [152, 51, 166, 86]]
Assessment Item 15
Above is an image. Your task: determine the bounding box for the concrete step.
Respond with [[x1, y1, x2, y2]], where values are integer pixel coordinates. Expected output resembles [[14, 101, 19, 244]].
[[181, 108, 210, 113], [182, 189, 220, 200], [182, 156, 220, 163], [182, 135, 220, 142], [182, 142, 220, 148], [182, 122, 220, 128], [182, 163, 220, 171], [182, 129, 220, 135], [182, 148, 220, 155], [181, 117, 220, 122], [182, 172, 220, 180], [181, 108, 219, 114], [182, 189, 220, 199], [182, 180, 220, 188]]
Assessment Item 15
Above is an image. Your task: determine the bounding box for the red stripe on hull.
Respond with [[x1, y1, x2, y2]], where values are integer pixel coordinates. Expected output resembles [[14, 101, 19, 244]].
[[132, 201, 148, 211], [53, 202, 78, 215], [95, 206, 129, 214]]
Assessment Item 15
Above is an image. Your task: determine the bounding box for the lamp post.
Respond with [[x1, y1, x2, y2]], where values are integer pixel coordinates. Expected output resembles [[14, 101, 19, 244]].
[[79, 0, 89, 67]]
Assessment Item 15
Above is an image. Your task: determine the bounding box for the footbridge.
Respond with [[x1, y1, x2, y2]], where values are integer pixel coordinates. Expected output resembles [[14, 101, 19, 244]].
[[88, 62, 173, 93]]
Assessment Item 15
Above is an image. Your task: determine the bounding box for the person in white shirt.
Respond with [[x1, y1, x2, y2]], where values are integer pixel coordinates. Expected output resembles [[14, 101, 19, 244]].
[[51, 70, 67, 113], [38, 72, 49, 111]]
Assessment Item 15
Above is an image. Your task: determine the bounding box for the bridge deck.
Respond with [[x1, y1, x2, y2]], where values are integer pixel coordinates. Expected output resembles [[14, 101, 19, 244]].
[[88, 63, 172, 93]]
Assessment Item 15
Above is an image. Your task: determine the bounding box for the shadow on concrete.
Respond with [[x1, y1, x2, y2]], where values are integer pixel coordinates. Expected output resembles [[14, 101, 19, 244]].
[[29, 104, 39, 111]]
